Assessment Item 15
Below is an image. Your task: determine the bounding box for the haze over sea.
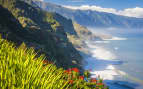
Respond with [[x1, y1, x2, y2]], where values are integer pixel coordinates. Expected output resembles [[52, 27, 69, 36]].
[[84, 28, 143, 89]]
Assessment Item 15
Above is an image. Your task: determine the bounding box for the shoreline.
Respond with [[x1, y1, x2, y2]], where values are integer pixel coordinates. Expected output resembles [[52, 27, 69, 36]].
[[82, 40, 142, 89]]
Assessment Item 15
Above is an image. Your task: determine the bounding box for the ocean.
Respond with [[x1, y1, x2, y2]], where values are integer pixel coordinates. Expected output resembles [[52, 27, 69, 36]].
[[84, 28, 143, 89]]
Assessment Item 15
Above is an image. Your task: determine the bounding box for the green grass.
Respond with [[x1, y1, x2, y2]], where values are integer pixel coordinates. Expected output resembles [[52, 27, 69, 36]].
[[0, 37, 67, 89], [0, 37, 109, 89]]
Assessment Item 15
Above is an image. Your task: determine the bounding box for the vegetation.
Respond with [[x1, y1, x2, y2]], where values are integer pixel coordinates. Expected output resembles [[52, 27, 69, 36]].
[[0, 0, 82, 69], [43, 12, 60, 31], [67, 22, 101, 55], [0, 0, 110, 88], [0, 37, 108, 89]]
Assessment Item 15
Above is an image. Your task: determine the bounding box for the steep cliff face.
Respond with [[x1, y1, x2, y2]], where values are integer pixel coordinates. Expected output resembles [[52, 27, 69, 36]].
[[53, 13, 77, 35], [0, 0, 83, 69], [0, 5, 29, 44]]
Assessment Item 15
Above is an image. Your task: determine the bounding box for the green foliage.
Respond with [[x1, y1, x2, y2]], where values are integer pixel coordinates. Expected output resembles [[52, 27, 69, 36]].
[[18, 16, 35, 27], [0, 37, 108, 89], [0, 0, 83, 69], [0, 37, 64, 89], [43, 12, 60, 31]]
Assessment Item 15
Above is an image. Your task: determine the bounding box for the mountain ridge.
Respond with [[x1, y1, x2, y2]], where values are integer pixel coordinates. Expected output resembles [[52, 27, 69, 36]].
[[34, 1, 143, 29]]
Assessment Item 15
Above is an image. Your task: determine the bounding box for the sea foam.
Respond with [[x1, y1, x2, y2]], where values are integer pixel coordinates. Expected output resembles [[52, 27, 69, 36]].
[[84, 41, 126, 81], [103, 36, 127, 41]]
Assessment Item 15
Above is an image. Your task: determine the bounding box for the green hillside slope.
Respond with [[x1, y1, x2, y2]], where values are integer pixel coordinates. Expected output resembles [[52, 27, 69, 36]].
[[0, 0, 82, 69]]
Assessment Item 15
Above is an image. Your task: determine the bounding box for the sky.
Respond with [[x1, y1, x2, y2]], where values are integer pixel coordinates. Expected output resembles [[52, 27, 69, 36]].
[[44, 0, 143, 18]]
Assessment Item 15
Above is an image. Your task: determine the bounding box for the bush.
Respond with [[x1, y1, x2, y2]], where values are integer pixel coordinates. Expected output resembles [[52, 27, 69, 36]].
[[0, 37, 108, 89]]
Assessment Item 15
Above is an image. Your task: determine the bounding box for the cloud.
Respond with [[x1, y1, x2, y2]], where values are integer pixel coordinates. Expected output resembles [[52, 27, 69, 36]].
[[66, 0, 84, 2], [118, 7, 143, 18], [63, 5, 143, 18]]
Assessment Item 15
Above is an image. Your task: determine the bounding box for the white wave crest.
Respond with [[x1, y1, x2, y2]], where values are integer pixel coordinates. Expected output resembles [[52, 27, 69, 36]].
[[91, 46, 116, 60], [104, 36, 127, 41], [84, 41, 124, 80], [95, 41, 110, 44]]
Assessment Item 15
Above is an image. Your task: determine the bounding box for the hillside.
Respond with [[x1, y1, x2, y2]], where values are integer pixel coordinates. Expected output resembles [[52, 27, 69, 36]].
[[0, 37, 109, 89], [34, 1, 143, 29], [0, 0, 83, 69]]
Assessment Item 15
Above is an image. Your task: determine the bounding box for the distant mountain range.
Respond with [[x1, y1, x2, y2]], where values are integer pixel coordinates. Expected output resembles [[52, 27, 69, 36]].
[[34, 1, 143, 29]]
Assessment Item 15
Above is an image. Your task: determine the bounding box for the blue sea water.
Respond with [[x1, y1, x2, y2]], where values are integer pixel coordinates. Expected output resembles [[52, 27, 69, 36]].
[[108, 30, 143, 81], [86, 28, 143, 89], [100, 28, 143, 88], [109, 36, 143, 80]]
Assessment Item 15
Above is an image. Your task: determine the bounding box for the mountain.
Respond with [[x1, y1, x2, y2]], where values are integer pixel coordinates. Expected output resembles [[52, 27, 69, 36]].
[[0, 0, 83, 69], [34, 1, 143, 29]]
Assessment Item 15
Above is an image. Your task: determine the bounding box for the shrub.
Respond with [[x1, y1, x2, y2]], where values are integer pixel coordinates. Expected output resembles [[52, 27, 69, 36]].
[[0, 37, 109, 89], [0, 37, 66, 89]]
